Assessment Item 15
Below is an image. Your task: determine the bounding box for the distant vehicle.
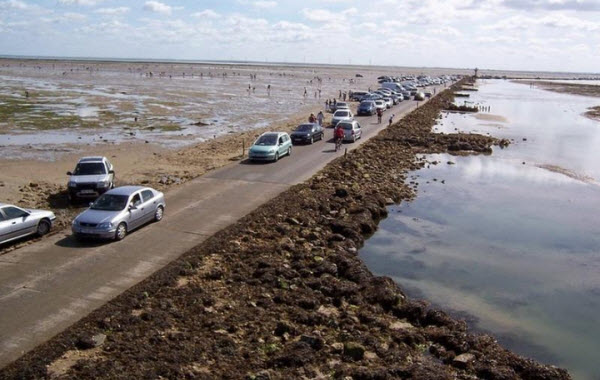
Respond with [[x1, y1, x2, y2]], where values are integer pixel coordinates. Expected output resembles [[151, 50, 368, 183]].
[[374, 100, 386, 112], [357, 100, 376, 116], [67, 156, 115, 202], [331, 109, 354, 127], [0, 203, 56, 245], [363, 93, 383, 101], [424, 91, 433, 98], [381, 82, 404, 92], [336, 120, 362, 142], [71, 186, 165, 241], [290, 123, 324, 144], [382, 97, 393, 108], [350, 91, 368, 101], [401, 90, 411, 99], [248, 132, 292, 162], [334, 102, 350, 110], [414, 92, 426, 101]]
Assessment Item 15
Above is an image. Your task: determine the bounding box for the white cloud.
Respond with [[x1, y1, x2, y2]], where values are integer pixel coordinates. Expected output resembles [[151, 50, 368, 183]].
[[58, 0, 104, 5], [253, 1, 277, 8], [192, 9, 220, 18], [301, 8, 338, 22], [0, 0, 28, 9], [95, 7, 130, 16], [143, 1, 172, 15]]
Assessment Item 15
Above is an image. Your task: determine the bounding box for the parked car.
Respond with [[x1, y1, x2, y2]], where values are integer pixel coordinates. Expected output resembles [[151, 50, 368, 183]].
[[67, 156, 115, 202], [334, 102, 349, 110], [382, 97, 393, 108], [357, 100, 376, 116], [350, 91, 368, 101], [331, 109, 354, 127], [290, 123, 324, 144], [336, 120, 362, 142], [374, 100, 386, 112], [248, 132, 292, 162], [71, 186, 165, 241], [0, 203, 56, 245]]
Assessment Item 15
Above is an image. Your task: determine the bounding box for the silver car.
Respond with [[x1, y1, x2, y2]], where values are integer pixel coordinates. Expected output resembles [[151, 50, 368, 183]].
[[331, 109, 354, 127], [336, 120, 362, 142], [0, 203, 56, 245], [72, 186, 165, 241]]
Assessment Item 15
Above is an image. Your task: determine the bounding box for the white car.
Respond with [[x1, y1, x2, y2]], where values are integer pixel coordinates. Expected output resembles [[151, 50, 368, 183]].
[[0, 203, 56, 245], [67, 156, 115, 201], [374, 100, 386, 112], [331, 109, 354, 127], [336, 121, 362, 142]]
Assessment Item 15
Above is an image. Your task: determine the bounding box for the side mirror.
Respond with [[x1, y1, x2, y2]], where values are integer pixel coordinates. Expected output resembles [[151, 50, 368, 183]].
[[67, 171, 72, 176]]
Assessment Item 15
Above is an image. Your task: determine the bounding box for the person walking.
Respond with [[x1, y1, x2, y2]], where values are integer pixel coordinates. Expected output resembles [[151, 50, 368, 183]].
[[317, 111, 324, 126], [388, 114, 395, 127], [308, 113, 316, 123], [377, 108, 383, 124]]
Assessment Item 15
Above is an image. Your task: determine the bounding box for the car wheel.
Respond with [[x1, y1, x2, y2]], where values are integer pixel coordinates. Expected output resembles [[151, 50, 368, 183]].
[[154, 206, 164, 222], [36, 220, 51, 236], [310, 136, 314, 144], [274, 152, 279, 162], [115, 222, 127, 241], [287, 146, 292, 156]]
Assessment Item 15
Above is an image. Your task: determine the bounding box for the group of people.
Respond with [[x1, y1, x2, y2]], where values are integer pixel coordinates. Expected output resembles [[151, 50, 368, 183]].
[[308, 111, 325, 126]]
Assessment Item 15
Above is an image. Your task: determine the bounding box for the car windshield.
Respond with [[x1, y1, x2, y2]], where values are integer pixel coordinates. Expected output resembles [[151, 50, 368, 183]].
[[340, 124, 352, 130], [91, 194, 129, 211], [296, 125, 313, 132], [334, 111, 349, 117], [74, 162, 106, 175], [255, 134, 278, 146]]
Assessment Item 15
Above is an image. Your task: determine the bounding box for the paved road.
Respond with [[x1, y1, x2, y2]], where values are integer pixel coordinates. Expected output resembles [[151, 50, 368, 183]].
[[0, 88, 441, 368]]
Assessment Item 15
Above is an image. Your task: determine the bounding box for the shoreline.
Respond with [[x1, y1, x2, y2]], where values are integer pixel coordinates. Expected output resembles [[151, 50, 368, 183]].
[[0, 79, 569, 378]]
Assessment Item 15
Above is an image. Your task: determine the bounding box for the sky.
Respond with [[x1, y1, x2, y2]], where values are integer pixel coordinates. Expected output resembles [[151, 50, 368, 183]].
[[0, 0, 599, 73]]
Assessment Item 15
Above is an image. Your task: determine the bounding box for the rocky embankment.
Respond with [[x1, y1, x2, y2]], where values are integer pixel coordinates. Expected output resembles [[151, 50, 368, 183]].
[[0, 80, 569, 379]]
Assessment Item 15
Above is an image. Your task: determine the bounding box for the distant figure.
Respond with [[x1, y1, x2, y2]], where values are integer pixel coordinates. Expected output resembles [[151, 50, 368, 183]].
[[304, 87, 307, 97], [377, 108, 383, 124], [317, 111, 324, 126], [318, 89, 321, 98], [339, 90, 342, 98], [24, 90, 29, 98], [388, 114, 395, 127], [325, 99, 329, 110], [308, 113, 316, 123]]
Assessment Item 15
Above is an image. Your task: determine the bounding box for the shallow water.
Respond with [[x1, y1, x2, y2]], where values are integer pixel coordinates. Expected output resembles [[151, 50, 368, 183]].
[[360, 80, 600, 379]]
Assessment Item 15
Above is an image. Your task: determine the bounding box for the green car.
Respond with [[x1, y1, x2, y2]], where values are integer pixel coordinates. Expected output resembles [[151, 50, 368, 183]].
[[248, 132, 292, 162]]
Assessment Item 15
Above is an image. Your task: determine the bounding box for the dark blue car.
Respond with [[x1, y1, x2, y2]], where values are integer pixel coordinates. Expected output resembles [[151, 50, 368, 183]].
[[357, 100, 376, 116]]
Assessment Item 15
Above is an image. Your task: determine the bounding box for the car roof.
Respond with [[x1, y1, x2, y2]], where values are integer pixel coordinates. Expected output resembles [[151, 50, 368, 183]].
[[106, 186, 150, 196], [78, 156, 106, 163]]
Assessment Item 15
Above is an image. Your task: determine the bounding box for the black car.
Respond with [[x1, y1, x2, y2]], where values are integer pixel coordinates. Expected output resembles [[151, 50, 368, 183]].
[[357, 100, 376, 116], [290, 123, 324, 144]]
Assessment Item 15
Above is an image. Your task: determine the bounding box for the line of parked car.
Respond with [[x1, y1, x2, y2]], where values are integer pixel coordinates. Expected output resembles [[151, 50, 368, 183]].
[[2, 75, 455, 247], [1, 156, 166, 245]]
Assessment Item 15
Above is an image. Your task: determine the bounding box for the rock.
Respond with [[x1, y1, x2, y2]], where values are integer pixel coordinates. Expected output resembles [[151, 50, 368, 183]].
[[343, 342, 365, 360], [389, 321, 414, 331], [29, 182, 38, 188], [335, 188, 348, 197], [274, 321, 293, 336], [452, 353, 475, 369], [331, 342, 344, 353], [317, 305, 339, 318], [300, 335, 324, 350], [285, 217, 301, 226], [75, 333, 106, 350], [384, 197, 394, 205], [329, 233, 346, 242]]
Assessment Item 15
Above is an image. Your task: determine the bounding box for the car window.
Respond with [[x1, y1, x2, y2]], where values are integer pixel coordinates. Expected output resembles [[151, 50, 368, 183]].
[[130, 193, 142, 207], [141, 190, 154, 202], [296, 124, 312, 132], [91, 194, 128, 211], [255, 134, 277, 146], [74, 162, 107, 175], [0, 210, 5, 221], [3, 206, 28, 219], [278, 136, 284, 144]]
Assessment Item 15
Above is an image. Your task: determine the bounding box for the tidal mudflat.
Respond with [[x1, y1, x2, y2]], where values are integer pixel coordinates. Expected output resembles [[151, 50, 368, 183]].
[[361, 80, 600, 379]]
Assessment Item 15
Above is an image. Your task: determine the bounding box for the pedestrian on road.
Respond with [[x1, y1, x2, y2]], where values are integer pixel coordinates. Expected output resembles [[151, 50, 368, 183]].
[[388, 114, 395, 127], [317, 111, 324, 126], [309, 113, 316, 123], [377, 108, 383, 124]]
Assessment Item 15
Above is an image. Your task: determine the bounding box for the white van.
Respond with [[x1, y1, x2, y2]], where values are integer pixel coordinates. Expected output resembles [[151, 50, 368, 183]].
[[381, 82, 404, 92]]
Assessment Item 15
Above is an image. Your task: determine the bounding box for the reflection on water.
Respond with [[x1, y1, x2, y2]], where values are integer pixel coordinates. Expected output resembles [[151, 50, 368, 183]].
[[360, 80, 600, 380]]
